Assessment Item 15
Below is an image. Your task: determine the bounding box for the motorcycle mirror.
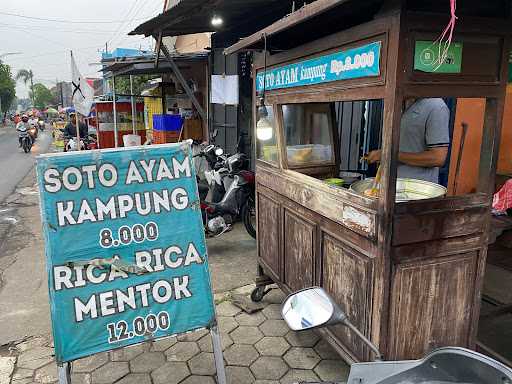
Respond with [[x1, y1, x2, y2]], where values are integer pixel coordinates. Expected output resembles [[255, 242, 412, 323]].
[[281, 287, 345, 331], [282, 287, 384, 360], [210, 128, 218, 140], [214, 147, 224, 156]]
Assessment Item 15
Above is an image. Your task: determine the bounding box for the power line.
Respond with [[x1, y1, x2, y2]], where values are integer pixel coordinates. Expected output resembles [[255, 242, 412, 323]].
[[0, 22, 119, 35], [0, 11, 147, 24]]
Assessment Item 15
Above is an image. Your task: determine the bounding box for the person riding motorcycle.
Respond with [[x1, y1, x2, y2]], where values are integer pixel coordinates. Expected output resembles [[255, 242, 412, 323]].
[[63, 112, 88, 139], [16, 115, 31, 147]]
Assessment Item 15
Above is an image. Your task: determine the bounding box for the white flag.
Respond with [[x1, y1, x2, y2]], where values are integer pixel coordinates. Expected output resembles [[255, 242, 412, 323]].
[[70, 52, 94, 116]]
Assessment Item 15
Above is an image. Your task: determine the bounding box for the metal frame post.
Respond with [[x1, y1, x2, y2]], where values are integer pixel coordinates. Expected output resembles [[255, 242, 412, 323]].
[[155, 36, 207, 122], [130, 75, 136, 135], [57, 363, 71, 384], [210, 324, 227, 384], [112, 75, 118, 147]]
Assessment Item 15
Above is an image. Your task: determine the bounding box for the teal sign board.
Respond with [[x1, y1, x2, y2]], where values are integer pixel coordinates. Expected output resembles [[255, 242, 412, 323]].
[[255, 41, 381, 92], [36, 142, 215, 363], [414, 40, 463, 73]]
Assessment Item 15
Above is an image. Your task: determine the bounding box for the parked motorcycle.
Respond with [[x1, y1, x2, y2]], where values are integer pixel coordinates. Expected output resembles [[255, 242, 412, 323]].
[[194, 143, 256, 238], [64, 134, 97, 152], [281, 287, 512, 384]]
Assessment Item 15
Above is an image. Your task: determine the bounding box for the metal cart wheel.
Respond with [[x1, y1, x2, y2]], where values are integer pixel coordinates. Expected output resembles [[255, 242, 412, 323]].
[[250, 286, 267, 302]]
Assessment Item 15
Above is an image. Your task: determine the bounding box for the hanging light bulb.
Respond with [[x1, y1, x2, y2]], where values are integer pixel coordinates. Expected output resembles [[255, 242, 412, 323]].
[[256, 101, 273, 141], [211, 14, 223, 27]]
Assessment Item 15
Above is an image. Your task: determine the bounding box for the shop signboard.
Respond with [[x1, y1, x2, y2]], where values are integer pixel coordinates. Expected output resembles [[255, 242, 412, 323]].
[[255, 41, 381, 92], [36, 142, 216, 363], [414, 40, 463, 73]]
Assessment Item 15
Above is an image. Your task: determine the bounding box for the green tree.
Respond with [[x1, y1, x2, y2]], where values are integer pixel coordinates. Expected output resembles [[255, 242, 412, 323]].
[[31, 83, 54, 109], [16, 69, 34, 106], [0, 62, 16, 117], [111, 75, 158, 95]]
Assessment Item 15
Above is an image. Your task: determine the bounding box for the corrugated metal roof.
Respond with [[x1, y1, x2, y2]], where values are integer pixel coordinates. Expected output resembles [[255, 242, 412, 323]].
[[129, 0, 304, 37], [101, 53, 208, 78]]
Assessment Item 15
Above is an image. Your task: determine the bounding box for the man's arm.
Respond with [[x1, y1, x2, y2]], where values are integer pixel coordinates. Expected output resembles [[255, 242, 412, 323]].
[[366, 147, 448, 167], [398, 147, 448, 167]]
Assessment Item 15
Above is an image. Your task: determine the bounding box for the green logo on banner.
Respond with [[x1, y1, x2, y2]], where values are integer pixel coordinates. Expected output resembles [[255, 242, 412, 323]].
[[414, 41, 463, 74]]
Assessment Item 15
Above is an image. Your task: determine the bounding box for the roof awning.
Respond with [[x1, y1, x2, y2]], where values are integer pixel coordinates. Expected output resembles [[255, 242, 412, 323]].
[[101, 53, 208, 78], [129, 0, 303, 38], [224, 0, 386, 54]]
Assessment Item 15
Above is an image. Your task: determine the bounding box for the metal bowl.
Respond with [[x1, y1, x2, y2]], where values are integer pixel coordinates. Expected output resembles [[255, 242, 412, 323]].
[[350, 178, 447, 202]]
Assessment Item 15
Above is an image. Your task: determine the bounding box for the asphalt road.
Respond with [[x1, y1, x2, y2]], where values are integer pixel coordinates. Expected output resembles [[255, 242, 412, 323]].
[[0, 125, 52, 203]]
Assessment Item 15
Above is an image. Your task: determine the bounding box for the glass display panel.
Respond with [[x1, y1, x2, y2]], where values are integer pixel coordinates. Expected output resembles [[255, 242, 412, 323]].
[[282, 103, 335, 167]]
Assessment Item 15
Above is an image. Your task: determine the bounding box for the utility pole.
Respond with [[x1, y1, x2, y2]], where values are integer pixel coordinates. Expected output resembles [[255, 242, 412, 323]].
[[57, 78, 64, 107]]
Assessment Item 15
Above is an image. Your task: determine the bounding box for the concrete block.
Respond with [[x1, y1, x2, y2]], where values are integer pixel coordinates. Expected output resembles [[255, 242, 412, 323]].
[[164, 342, 200, 362], [151, 337, 177, 352], [224, 344, 259, 367], [0, 357, 16, 384], [314, 339, 340, 359], [73, 352, 109, 373], [151, 362, 190, 384], [115, 373, 151, 384], [230, 326, 263, 345], [314, 359, 350, 381], [177, 329, 208, 342], [255, 337, 290, 357], [216, 301, 242, 317], [197, 333, 233, 352], [188, 352, 215, 376], [225, 366, 255, 384], [283, 347, 320, 370], [70, 373, 91, 384], [235, 311, 266, 327], [285, 330, 320, 348], [261, 304, 282, 320], [110, 343, 150, 362], [17, 348, 54, 370], [280, 369, 320, 384], [129, 352, 166, 373], [34, 362, 58, 383], [259, 320, 289, 337], [250, 357, 288, 380], [218, 316, 239, 334], [179, 375, 215, 384], [91, 362, 129, 384]]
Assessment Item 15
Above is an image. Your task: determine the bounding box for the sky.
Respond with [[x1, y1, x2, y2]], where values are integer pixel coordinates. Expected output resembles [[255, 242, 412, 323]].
[[0, 0, 165, 98]]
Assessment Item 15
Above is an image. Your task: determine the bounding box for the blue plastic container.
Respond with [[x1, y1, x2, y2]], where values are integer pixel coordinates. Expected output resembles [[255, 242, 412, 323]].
[[153, 114, 183, 131]]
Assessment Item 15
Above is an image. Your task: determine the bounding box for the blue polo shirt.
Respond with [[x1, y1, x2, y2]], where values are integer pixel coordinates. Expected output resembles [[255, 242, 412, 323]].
[[398, 98, 450, 183]]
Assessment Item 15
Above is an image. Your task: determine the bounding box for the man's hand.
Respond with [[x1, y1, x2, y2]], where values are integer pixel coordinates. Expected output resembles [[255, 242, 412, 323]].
[[366, 150, 381, 164]]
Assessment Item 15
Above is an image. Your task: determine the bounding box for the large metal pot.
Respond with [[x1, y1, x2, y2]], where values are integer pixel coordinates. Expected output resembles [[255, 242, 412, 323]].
[[350, 178, 447, 202]]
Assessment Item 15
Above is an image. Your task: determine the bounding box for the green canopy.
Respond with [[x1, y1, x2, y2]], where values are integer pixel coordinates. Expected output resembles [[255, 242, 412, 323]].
[[46, 107, 59, 115]]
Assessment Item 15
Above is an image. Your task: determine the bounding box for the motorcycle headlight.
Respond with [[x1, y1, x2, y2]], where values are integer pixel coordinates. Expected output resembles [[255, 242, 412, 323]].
[[215, 147, 224, 156]]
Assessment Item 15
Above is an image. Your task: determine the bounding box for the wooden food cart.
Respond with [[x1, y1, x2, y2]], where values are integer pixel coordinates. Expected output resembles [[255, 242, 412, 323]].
[[226, 0, 511, 363]]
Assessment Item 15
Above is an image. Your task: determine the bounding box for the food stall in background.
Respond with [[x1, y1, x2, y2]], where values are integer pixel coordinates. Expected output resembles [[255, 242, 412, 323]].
[[93, 100, 145, 148], [226, 0, 511, 364]]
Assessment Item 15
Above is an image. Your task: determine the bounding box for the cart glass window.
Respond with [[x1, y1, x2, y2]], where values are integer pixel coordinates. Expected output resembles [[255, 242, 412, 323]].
[[256, 105, 278, 164], [282, 103, 334, 167]]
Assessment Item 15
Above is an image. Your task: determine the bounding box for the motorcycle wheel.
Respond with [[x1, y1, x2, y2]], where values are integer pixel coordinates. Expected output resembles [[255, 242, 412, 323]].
[[23, 139, 31, 153], [241, 197, 256, 239]]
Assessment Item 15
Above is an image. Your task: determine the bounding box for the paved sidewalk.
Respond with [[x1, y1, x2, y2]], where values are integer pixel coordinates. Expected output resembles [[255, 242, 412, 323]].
[[6, 288, 349, 384]]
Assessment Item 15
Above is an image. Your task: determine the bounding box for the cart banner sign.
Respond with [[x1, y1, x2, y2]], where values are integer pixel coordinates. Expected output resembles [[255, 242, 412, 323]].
[[36, 142, 215, 363], [414, 41, 463, 73], [255, 41, 381, 92]]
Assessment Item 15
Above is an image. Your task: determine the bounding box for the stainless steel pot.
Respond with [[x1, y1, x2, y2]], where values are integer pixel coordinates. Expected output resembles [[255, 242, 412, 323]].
[[350, 178, 447, 202]]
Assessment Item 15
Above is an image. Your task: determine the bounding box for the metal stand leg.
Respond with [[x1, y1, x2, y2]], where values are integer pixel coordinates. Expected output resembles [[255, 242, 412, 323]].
[[58, 363, 71, 384], [210, 324, 227, 384]]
